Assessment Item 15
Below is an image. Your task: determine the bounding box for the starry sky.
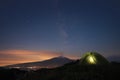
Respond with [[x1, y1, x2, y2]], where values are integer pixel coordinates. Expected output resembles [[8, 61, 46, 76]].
[[0, 0, 120, 66]]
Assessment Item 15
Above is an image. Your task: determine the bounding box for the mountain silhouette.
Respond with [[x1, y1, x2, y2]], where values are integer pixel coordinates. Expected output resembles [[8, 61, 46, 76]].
[[5, 56, 74, 70]]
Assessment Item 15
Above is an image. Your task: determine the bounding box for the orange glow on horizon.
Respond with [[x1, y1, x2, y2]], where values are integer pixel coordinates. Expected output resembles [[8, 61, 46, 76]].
[[0, 49, 79, 66]]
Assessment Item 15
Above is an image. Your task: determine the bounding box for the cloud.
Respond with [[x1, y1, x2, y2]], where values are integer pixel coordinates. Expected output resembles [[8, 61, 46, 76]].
[[0, 50, 60, 66], [0, 49, 78, 66]]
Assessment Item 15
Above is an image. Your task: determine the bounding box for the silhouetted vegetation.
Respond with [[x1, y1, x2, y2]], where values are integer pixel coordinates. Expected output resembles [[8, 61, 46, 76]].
[[0, 67, 26, 80], [0, 61, 120, 80]]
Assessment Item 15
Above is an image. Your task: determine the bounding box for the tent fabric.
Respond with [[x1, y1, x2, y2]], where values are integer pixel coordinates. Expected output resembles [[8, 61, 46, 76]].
[[80, 52, 109, 65]]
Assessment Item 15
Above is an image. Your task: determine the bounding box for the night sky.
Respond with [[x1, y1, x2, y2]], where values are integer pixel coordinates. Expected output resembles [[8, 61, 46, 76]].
[[0, 0, 120, 66]]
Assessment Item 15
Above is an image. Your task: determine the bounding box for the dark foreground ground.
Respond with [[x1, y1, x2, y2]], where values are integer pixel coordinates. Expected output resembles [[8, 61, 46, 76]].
[[0, 61, 120, 80]]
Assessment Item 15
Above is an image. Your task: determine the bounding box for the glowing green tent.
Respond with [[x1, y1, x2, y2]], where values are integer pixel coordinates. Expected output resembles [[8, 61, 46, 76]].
[[80, 52, 109, 65]]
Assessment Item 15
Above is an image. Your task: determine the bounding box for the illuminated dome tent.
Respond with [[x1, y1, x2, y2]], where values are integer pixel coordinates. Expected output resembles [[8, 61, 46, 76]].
[[80, 52, 109, 65]]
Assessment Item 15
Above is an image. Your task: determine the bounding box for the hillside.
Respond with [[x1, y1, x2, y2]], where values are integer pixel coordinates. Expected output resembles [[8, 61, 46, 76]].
[[1, 60, 120, 80], [20, 61, 120, 80]]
